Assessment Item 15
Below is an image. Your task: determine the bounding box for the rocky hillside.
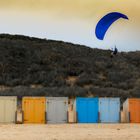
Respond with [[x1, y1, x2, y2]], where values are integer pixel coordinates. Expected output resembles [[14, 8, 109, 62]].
[[0, 34, 140, 101]]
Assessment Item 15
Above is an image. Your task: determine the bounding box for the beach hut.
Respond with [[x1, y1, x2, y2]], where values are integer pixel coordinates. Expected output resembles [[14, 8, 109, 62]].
[[0, 96, 17, 123], [22, 97, 46, 124], [99, 98, 120, 123], [68, 98, 76, 123], [46, 97, 68, 124], [123, 98, 140, 123], [76, 98, 99, 123]]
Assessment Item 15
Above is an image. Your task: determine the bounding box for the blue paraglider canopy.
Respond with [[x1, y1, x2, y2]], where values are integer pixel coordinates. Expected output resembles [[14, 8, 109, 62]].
[[95, 12, 129, 40]]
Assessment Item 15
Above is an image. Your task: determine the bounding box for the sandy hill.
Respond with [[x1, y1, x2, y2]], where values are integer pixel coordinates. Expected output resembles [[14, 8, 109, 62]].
[[0, 34, 140, 101]]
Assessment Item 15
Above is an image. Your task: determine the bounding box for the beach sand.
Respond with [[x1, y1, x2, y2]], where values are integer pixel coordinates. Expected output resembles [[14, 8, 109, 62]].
[[0, 124, 139, 140]]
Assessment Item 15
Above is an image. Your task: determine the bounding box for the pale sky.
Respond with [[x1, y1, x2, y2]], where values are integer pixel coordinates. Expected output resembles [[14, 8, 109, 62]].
[[0, 0, 140, 51]]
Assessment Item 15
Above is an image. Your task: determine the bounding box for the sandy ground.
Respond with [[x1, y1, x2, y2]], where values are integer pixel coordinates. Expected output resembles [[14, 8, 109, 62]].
[[0, 124, 140, 140]]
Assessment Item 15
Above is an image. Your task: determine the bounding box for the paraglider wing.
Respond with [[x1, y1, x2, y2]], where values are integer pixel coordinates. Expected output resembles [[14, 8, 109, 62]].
[[95, 12, 129, 40]]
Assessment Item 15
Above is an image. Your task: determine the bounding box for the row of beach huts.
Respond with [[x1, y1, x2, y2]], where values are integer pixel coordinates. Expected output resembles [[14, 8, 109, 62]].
[[0, 96, 140, 124]]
